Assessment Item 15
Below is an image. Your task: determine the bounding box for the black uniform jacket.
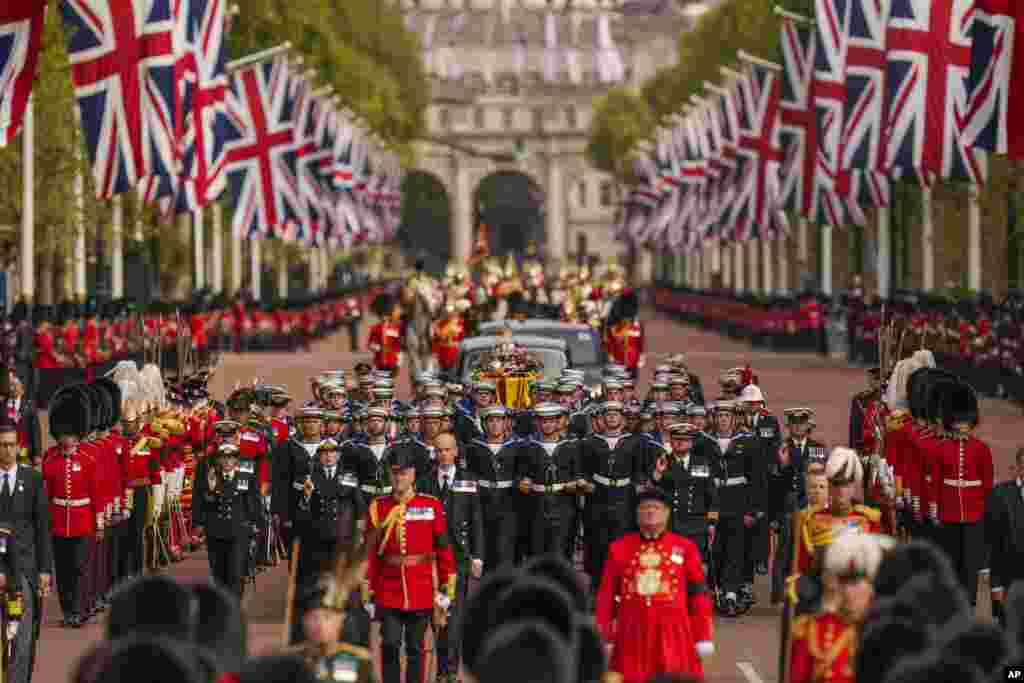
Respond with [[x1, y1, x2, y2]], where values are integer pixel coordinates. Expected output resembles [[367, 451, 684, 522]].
[[193, 470, 262, 540], [417, 464, 485, 565], [294, 463, 366, 543]]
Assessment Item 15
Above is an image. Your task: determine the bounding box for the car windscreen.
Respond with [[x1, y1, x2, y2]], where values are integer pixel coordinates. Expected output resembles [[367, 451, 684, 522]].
[[461, 347, 568, 382], [545, 329, 601, 365]]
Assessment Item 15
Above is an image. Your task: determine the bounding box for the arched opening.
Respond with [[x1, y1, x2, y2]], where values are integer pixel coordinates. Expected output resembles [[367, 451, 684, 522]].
[[474, 170, 545, 259], [397, 170, 451, 274]]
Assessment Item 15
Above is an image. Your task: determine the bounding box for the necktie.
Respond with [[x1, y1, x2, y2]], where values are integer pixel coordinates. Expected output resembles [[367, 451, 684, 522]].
[[441, 472, 451, 494], [328, 467, 335, 479], [2, 474, 10, 499]]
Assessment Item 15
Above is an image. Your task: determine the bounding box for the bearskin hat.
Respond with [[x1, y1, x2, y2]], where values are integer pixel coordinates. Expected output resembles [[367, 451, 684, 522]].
[[107, 575, 198, 643], [238, 655, 318, 683], [921, 370, 960, 424], [49, 384, 92, 440], [459, 568, 525, 675], [475, 621, 573, 683], [90, 636, 203, 683], [873, 540, 961, 600], [856, 617, 932, 683], [881, 652, 984, 683], [189, 580, 246, 674], [523, 554, 590, 614], [938, 621, 1010, 678], [943, 381, 979, 429], [94, 378, 122, 429]]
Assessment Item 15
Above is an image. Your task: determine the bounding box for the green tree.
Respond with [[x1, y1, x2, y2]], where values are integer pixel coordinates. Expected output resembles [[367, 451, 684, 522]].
[[587, 88, 655, 182]]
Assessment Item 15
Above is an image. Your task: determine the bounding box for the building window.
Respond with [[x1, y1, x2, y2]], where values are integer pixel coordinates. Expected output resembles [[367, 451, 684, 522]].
[[600, 180, 614, 207], [502, 107, 515, 129], [577, 180, 588, 208], [565, 106, 577, 129], [474, 107, 485, 129], [439, 107, 451, 131]]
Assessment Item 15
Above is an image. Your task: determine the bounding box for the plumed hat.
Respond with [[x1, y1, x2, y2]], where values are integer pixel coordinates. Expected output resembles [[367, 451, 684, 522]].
[[49, 384, 92, 440], [107, 575, 198, 643], [884, 356, 924, 411], [942, 381, 979, 429], [825, 447, 863, 485], [823, 532, 893, 580]]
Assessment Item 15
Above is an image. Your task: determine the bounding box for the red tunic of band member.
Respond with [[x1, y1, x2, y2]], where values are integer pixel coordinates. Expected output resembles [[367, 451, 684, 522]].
[[595, 530, 713, 683], [788, 610, 856, 683], [431, 316, 465, 372], [366, 494, 455, 611], [368, 319, 403, 371]]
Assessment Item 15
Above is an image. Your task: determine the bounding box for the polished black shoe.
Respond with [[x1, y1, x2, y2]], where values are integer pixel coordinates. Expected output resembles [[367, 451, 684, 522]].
[[755, 561, 769, 575]]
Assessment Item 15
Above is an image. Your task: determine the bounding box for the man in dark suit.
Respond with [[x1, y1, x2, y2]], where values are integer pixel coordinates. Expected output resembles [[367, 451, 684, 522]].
[[417, 432, 483, 683], [0, 417, 52, 683], [192, 444, 263, 598], [984, 447, 1024, 625]]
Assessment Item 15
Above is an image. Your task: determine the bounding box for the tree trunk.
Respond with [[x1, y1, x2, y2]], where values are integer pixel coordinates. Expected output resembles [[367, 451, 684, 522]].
[[37, 244, 53, 306]]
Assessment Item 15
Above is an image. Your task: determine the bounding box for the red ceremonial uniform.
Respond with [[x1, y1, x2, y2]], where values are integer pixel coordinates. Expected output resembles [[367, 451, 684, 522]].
[[368, 320, 403, 371], [793, 505, 882, 577], [430, 317, 465, 371], [367, 494, 455, 611], [42, 446, 103, 537], [595, 531, 713, 683], [884, 412, 912, 505], [788, 611, 856, 683], [605, 319, 644, 371], [270, 417, 290, 446], [927, 435, 994, 523], [34, 330, 60, 368]]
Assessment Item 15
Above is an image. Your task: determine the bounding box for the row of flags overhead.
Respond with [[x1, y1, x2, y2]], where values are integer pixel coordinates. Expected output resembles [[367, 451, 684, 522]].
[[0, 0, 401, 249], [615, 0, 1023, 253]]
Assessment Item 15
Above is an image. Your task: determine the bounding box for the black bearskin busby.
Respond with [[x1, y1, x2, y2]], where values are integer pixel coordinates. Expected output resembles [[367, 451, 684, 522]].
[[606, 290, 639, 327], [94, 378, 122, 429], [943, 381, 979, 429], [107, 575, 199, 643], [49, 384, 92, 440], [474, 621, 573, 683]]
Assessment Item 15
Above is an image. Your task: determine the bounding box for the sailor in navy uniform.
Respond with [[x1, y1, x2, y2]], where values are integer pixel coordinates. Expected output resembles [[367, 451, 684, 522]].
[[464, 405, 521, 572]]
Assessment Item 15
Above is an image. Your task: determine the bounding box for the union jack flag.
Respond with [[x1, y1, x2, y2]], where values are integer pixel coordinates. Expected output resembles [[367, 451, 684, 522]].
[[62, 0, 177, 198], [779, 15, 818, 217], [731, 60, 787, 241], [844, 0, 888, 173], [293, 85, 333, 246], [884, 0, 986, 183], [222, 56, 298, 240], [0, 1, 45, 147], [967, 0, 1020, 157]]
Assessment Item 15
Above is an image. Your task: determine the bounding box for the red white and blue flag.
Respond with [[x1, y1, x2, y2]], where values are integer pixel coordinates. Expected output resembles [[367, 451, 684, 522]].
[[779, 14, 818, 218], [883, 0, 986, 183], [62, 0, 177, 198], [222, 56, 297, 240], [0, 1, 45, 147], [967, 0, 1021, 157]]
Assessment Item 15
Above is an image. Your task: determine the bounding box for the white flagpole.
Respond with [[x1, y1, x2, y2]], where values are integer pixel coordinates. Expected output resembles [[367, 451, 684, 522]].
[[193, 208, 205, 290], [111, 195, 124, 298], [20, 97, 34, 302], [251, 238, 262, 301], [211, 202, 224, 294], [230, 213, 242, 294]]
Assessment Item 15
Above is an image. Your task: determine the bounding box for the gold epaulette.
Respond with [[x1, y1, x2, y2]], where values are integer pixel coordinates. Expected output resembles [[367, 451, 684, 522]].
[[886, 411, 909, 432], [329, 642, 371, 661], [853, 504, 882, 523], [368, 499, 380, 528]]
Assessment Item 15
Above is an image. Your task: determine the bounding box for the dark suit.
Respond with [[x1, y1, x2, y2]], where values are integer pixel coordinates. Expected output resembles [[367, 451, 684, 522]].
[[984, 480, 1024, 624], [0, 464, 52, 683], [12, 401, 41, 467], [417, 464, 484, 676], [193, 469, 262, 597]]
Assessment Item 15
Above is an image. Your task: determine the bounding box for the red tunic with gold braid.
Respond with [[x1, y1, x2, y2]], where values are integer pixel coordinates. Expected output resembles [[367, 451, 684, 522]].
[[368, 320, 403, 370], [595, 531, 713, 683], [431, 317, 465, 371], [927, 434, 993, 523], [793, 505, 882, 578], [366, 494, 455, 611], [788, 611, 857, 683], [604, 319, 644, 371]]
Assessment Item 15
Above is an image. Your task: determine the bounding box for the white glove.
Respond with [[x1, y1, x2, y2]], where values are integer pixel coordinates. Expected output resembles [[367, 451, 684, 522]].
[[435, 593, 452, 611], [153, 482, 166, 519], [6, 621, 18, 642], [364, 602, 375, 619], [696, 641, 715, 659], [471, 558, 483, 579]]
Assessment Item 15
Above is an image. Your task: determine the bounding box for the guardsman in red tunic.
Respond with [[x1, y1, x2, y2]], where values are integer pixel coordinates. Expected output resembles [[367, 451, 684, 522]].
[[926, 381, 993, 606], [33, 307, 64, 369], [603, 291, 645, 376], [41, 385, 103, 628], [269, 392, 294, 446], [788, 531, 892, 683], [366, 445, 455, 683], [596, 487, 714, 683], [430, 304, 465, 375], [368, 298, 403, 375]]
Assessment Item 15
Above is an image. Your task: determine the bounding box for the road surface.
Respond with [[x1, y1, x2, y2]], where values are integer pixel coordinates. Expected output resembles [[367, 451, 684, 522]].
[[37, 309, 1022, 682]]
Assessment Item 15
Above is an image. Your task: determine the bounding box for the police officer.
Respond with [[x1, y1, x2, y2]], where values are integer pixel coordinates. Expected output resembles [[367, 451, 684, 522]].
[[416, 432, 483, 683], [517, 403, 581, 562], [192, 444, 262, 599], [464, 405, 520, 572], [652, 422, 720, 567]]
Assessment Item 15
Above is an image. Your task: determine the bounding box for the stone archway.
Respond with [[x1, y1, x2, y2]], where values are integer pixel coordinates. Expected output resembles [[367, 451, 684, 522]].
[[397, 170, 451, 274], [473, 170, 546, 258]]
